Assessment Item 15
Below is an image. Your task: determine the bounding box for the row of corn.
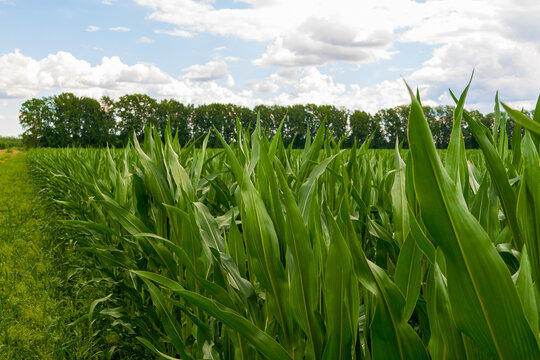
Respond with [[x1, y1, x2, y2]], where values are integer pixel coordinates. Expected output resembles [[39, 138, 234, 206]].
[[28, 80, 540, 359]]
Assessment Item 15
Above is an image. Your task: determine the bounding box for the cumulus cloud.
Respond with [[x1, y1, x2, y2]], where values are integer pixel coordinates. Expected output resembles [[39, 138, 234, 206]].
[[0, 50, 257, 107], [138, 36, 155, 43], [154, 28, 193, 37], [250, 67, 410, 112], [2, 18, 540, 126], [109, 26, 130, 32], [182, 60, 230, 81], [406, 34, 540, 110], [131, 0, 540, 103], [133, 0, 430, 67], [0, 49, 171, 99], [5, 0, 539, 135], [0, 49, 399, 112]]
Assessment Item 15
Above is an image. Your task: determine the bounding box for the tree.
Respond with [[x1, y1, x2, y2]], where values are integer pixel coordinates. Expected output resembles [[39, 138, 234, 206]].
[[192, 104, 239, 147], [425, 105, 453, 148], [233, 105, 256, 136], [100, 96, 119, 146], [115, 94, 158, 143], [78, 97, 116, 147], [349, 110, 385, 147], [253, 105, 288, 141], [462, 110, 490, 149], [52, 93, 81, 147], [284, 105, 312, 148], [155, 100, 193, 145], [308, 104, 348, 141], [19, 97, 53, 148], [373, 106, 409, 148]]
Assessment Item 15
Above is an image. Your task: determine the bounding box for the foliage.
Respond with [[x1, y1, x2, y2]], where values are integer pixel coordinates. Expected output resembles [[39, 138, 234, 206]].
[[0, 153, 131, 359], [25, 80, 540, 359], [0, 137, 22, 150], [19, 93, 527, 149]]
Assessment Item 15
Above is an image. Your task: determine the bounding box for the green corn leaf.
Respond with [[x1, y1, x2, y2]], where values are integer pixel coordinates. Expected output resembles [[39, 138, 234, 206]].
[[298, 154, 339, 223], [133, 271, 292, 360], [335, 199, 429, 359], [322, 210, 357, 360], [425, 255, 467, 359], [271, 145, 323, 359], [406, 80, 540, 358], [137, 337, 183, 360], [216, 129, 292, 347], [446, 74, 471, 189], [515, 246, 539, 336], [395, 234, 422, 320], [407, 204, 436, 264], [143, 280, 189, 359], [517, 132, 540, 295], [461, 110, 522, 247], [501, 100, 540, 136], [391, 140, 409, 247]]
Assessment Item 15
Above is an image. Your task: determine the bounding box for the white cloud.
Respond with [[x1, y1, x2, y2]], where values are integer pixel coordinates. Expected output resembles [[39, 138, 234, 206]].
[[131, 0, 540, 88], [1, 31, 540, 131], [133, 0, 428, 67], [0, 49, 171, 99], [86, 25, 100, 32], [249, 67, 411, 112], [109, 26, 130, 32], [213, 46, 226, 52], [138, 36, 155, 43], [102, 0, 113, 5], [226, 74, 235, 88], [0, 50, 256, 107], [404, 33, 540, 111], [154, 28, 193, 37], [81, 45, 104, 51], [182, 60, 229, 81], [251, 74, 280, 94]]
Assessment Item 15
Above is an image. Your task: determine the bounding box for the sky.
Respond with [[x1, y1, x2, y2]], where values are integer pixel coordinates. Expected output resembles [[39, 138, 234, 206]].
[[1, 0, 539, 136]]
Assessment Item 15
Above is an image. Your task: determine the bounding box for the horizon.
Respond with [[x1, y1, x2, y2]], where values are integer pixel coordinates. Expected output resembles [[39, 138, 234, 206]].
[[1, 0, 539, 137]]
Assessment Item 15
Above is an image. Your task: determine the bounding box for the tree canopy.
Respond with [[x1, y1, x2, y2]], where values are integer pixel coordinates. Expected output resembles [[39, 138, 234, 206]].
[[19, 92, 526, 149]]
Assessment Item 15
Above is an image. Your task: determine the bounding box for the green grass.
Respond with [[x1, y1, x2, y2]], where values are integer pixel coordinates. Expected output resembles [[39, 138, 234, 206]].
[[0, 152, 57, 358], [0, 153, 129, 359]]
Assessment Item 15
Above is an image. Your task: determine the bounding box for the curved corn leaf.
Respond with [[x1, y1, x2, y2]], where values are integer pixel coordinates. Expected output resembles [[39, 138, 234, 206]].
[[517, 132, 540, 295], [501, 99, 540, 136], [515, 246, 539, 336], [391, 140, 409, 247], [395, 234, 422, 320], [406, 80, 540, 358], [133, 271, 292, 360], [446, 74, 471, 190], [461, 110, 522, 247], [216, 129, 292, 347]]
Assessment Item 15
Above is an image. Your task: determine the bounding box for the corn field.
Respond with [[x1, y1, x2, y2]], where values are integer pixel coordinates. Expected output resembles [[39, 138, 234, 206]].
[[27, 81, 540, 359]]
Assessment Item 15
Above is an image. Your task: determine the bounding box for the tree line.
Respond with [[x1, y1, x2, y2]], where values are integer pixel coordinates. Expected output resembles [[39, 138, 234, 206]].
[[0, 136, 22, 149], [19, 93, 526, 149]]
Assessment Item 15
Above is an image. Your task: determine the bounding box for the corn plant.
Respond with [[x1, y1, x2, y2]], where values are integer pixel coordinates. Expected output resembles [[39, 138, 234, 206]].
[[28, 81, 540, 359]]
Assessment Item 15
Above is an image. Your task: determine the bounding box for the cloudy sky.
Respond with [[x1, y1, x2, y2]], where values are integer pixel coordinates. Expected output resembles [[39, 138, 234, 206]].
[[1, 0, 539, 136]]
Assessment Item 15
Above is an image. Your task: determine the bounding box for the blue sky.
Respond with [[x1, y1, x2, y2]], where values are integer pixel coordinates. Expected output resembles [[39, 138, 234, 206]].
[[1, 0, 539, 136]]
